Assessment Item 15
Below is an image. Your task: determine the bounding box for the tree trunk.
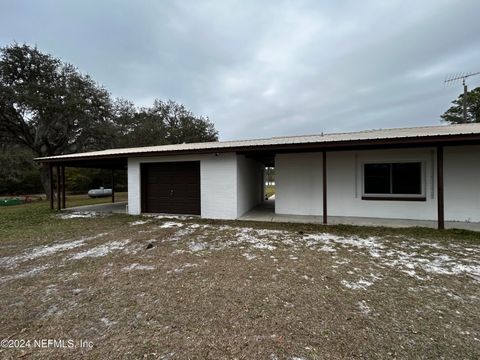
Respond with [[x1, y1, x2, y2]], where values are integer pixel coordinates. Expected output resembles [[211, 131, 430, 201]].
[[40, 162, 52, 200]]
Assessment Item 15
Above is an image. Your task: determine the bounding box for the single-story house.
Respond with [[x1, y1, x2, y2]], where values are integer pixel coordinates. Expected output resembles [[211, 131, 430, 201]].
[[36, 123, 480, 230]]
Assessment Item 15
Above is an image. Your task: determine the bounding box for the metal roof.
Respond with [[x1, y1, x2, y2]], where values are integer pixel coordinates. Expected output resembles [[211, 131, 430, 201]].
[[36, 123, 480, 162]]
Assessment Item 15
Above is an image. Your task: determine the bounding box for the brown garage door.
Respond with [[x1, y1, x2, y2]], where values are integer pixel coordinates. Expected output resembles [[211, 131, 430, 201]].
[[141, 161, 200, 215]]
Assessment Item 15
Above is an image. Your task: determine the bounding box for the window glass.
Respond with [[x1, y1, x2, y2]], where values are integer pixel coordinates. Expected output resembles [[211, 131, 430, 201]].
[[364, 162, 422, 196], [392, 163, 422, 194], [364, 163, 390, 194]]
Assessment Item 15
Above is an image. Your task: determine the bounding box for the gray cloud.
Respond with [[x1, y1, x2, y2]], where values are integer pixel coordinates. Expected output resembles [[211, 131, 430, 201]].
[[2, 0, 480, 140]]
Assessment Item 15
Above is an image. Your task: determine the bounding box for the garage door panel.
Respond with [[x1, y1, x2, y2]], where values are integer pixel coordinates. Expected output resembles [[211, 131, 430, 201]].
[[148, 195, 172, 203], [147, 200, 172, 213], [141, 161, 200, 215], [147, 178, 171, 185], [148, 187, 172, 197], [168, 202, 200, 214], [172, 183, 200, 196]]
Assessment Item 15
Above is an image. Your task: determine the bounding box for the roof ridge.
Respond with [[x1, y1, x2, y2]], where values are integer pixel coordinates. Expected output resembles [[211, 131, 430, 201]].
[[266, 123, 456, 140]]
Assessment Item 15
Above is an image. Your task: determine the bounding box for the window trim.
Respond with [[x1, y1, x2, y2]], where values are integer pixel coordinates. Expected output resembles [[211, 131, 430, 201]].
[[361, 160, 426, 201]]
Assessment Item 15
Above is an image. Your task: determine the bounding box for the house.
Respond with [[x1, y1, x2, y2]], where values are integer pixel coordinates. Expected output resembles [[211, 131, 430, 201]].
[[36, 123, 480, 230]]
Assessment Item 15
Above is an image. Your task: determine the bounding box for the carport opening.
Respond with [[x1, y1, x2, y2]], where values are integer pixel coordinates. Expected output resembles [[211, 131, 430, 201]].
[[264, 166, 275, 203], [46, 157, 128, 212], [257, 165, 275, 215], [61, 168, 127, 211]]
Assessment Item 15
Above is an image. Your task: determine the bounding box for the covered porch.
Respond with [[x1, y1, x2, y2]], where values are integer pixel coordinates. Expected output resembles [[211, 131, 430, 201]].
[[242, 143, 480, 231]]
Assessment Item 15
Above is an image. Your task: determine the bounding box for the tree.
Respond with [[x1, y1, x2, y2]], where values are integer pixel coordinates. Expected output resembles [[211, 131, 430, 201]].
[[0, 44, 115, 197], [0, 147, 43, 195], [112, 99, 218, 148], [0, 43, 219, 198], [441, 86, 480, 124]]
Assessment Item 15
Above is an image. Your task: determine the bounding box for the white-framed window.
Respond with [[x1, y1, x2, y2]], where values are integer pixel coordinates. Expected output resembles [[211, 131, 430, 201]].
[[361, 161, 426, 201]]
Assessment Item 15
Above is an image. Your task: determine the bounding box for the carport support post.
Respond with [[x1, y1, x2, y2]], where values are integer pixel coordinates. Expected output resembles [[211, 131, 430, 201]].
[[323, 151, 328, 225], [111, 169, 115, 203], [437, 145, 445, 230], [49, 163, 54, 210], [56, 165, 61, 211], [61, 166, 66, 209]]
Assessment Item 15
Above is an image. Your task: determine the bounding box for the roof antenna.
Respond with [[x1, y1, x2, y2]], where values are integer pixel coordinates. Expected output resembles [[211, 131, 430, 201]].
[[444, 71, 480, 122]]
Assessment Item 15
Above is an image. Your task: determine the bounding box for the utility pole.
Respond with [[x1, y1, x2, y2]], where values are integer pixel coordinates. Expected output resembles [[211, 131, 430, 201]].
[[445, 72, 480, 122]]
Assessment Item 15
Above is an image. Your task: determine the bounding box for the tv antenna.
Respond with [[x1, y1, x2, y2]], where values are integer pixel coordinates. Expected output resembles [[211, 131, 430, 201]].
[[444, 72, 480, 122]]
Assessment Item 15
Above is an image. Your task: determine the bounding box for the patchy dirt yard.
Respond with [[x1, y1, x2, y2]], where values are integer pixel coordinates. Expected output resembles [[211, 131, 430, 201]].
[[0, 208, 479, 359]]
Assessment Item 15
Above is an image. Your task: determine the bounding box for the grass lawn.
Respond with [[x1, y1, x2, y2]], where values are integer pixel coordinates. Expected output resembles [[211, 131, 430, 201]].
[[1, 192, 128, 209], [65, 192, 128, 208], [265, 185, 275, 198], [0, 203, 479, 359]]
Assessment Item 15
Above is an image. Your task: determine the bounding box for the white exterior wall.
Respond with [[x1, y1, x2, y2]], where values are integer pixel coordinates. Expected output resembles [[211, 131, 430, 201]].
[[127, 159, 141, 215], [275, 153, 324, 216], [444, 145, 480, 222], [127, 145, 480, 222], [201, 153, 238, 219], [237, 155, 263, 217], [275, 146, 480, 221], [127, 153, 238, 219], [327, 148, 437, 220]]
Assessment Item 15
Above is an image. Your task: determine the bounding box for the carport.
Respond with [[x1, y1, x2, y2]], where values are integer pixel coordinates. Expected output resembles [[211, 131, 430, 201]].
[[42, 156, 127, 211]]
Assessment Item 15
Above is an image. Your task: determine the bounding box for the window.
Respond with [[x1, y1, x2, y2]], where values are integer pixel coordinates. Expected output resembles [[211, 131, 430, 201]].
[[363, 162, 424, 201]]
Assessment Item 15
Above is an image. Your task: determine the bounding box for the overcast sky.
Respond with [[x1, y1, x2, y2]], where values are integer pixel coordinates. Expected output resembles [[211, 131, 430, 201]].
[[1, 0, 480, 140]]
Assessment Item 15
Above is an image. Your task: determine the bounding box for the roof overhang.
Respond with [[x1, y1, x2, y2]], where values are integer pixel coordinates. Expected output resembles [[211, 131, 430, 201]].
[[34, 123, 480, 169], [42, 157, 128, 169], [35, 132, 480, 168]]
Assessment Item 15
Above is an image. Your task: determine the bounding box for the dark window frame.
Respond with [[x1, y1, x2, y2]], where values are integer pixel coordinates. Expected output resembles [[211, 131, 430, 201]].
[[362, 161, 426, 201]]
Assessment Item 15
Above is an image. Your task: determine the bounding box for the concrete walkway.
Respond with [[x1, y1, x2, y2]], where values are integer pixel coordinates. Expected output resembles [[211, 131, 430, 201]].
[[239, 201, 480, 231], [64, 201, 128, 214], [64, 200, 480, 231]]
